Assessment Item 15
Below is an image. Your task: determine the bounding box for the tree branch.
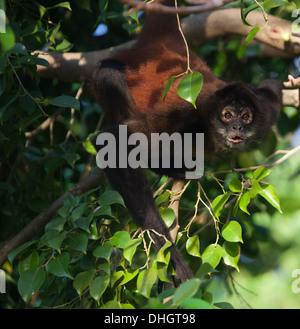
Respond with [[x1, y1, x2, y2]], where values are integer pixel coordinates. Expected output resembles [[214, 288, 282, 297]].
[[34, 9, 300, 82], [211, 144, 300, 176], [168, 179, 186, 243], [120, 0, 235, 15]]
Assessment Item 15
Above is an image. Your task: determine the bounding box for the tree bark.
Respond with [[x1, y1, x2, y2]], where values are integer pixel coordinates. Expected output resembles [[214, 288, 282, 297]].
[[34, 8, 300, 82]]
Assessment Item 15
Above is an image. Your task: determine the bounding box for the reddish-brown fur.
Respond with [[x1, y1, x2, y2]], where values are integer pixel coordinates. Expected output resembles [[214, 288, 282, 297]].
[[112, 0, 226, 114], [92, 0, 281, 284]]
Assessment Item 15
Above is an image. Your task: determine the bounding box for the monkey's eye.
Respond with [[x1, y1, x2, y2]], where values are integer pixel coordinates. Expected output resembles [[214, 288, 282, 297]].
[[224, 112, 232, 120], [242, 113, 249, 121]]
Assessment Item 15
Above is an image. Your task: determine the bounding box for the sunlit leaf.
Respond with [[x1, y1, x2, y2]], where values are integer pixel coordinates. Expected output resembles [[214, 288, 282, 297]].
[[186, 235, 201, 258], [239, 191, 250, 215], [212, 193, 230, 220], [245, 26, 261, 46], [201, 244, 223, 269], [222, 242, 240, 271], [173, 278, 201, 305], [137, 267, 157, 298], [163, 76, 176, 101], [253, 167, 271, 181], [221, 221, 243, 243], [259, 184, 282, 213], [177, 72, 203, 109], [90, 275, 110, 304]]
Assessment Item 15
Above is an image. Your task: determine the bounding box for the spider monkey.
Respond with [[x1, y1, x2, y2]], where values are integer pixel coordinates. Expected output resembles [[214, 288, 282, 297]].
[[92, 0, 281, 284]]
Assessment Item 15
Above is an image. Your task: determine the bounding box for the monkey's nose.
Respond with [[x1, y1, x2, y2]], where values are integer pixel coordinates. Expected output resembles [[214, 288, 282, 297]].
[[232, 124, 242, 130]]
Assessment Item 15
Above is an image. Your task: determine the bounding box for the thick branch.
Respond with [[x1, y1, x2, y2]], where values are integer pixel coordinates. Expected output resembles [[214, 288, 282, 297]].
[[0, 168, 105, 268], [120, 0, 235, 15], [168, 179, 185, 243], [34, 8, 300, 83]]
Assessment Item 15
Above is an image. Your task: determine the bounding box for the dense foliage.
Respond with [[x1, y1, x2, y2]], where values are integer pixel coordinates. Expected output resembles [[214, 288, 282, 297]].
[[0, 0, 300, 309]]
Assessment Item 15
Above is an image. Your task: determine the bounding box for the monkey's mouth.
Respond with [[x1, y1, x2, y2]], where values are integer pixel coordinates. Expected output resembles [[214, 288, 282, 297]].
[[227, 135, 244, 143]]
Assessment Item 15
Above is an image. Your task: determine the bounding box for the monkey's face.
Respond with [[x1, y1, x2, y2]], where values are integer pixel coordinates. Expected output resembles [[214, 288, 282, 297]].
[[212, 104, 259, 152]]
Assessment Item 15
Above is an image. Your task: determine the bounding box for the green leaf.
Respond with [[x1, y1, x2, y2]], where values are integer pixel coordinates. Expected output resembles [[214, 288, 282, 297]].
[[156, 240, 172, 264], [240, 0, 256, 27], [163, 76, 176, 101], [221, 221, 243, 243], [49, 95, 80, 110], [253, 167, 271, 181], [93, 241, 114, 261], [155, 191, 170, 206], [65, 231, 88, 253], [137, 267, 157, 298], [111, 270, 124, 287], [111, 231, 131, 249], [40, 229, 67, 252], [211, 193, 230, 220], [177, 72, 203, 109], [58, 204, 72, 218], [18, 251, 39, 275], [0, 27, 15, 53], [73, 270, 95, 296], [156, 262, 171, 283], [48, 2, 72, 11], [52, 38, 74, 52], [83, 140, 97, 155], [93, 204, 112, 217], [201, 244, 223, 269], [181, 298, 212, 309], [195, 262, 217, 278], [119, 269, 139, 285], [123, 238, 142, 265], [71, 203, 86, 221], [159, 208, 175, 228], [229, 179, 242, 193], [99, 190, 125, 207], [222, 241, 240, 271], [173, 278, 201, 305], [262, 0, 287, 9], [48, 252, 73, 279], [245, 26, 261, 46], [259, 184, 282, 213], [8, 240, 37, 264], [186, 235, 201, 258], [90, 275, 110, 304], [18, 269, 46, 302], [249, 179, 263, 199], [75, 214, 93, 233], [239, 191, 250, 215]]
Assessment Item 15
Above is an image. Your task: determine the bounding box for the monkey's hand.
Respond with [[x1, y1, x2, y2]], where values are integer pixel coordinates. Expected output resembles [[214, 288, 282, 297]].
[[283, 75, 300, 88]]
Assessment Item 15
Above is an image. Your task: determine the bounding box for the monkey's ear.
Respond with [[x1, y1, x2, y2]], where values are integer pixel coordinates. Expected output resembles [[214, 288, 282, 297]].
[[256, 79, 282, 103]]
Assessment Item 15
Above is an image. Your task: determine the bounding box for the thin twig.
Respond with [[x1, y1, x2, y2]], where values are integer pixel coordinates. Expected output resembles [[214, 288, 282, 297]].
[[62, 82, 84, 146], [7, 56, 47, 116], [175, 0, 192, 74], [211, 145, 300, 176]]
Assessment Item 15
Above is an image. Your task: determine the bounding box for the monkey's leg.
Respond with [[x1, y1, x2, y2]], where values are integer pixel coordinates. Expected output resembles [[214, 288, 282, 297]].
[[95, 125, 194, 284]]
